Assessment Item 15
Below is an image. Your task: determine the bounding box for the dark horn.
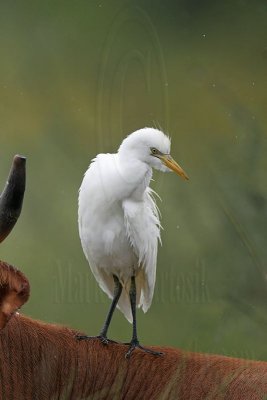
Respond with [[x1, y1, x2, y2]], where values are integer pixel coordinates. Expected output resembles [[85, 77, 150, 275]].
[[0, 155, 26, 243]]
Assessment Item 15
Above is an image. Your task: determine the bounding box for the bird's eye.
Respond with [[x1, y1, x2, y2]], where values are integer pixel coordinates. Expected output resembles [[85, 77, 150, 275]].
[[151, 148, 158, 155]]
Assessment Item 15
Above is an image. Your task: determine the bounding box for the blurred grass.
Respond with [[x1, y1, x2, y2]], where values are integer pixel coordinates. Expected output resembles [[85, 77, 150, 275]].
[[0, 0, 267, 360]]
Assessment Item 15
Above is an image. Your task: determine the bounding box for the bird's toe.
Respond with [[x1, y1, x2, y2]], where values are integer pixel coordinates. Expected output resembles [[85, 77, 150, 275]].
[[125, 340, 163, 359], [76, 334, 93, 341], [99, 335, 109, 345], [76, 334, 119, 346]]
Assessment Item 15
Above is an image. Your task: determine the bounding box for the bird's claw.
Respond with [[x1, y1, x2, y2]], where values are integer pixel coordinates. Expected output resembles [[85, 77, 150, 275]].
[[76, 334, 118, 345], [76, 334, 93, 341], [99, 336, 120, 345], [99, 336, 109, 345], [125, 339, 164, 359]]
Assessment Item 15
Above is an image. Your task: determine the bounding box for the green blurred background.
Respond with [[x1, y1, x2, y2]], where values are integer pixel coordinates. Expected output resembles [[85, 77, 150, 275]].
[[0, 0, 267, 361]]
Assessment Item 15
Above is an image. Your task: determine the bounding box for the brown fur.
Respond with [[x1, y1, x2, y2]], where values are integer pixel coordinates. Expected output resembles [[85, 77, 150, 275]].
[[0, 261, 29, 329], [1, 261, 267, 399]]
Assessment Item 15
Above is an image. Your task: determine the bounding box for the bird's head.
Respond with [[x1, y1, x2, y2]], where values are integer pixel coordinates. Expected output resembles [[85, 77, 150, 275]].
[[118, 128, 189, 180]]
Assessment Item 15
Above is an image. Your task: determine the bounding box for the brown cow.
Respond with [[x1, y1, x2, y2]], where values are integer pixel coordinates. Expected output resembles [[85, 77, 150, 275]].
[[0, 260, 267, 400]]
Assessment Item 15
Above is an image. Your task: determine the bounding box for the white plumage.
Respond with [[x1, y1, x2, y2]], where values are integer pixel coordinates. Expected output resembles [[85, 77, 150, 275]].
[[78, 127, 188, 356]]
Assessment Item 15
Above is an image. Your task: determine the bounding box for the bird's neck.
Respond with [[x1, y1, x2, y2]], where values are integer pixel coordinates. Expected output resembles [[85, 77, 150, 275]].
[[116, 154, 152, 199]]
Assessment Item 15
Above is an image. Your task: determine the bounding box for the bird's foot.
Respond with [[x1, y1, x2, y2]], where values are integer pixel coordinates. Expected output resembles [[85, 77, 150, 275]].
[[76, 334, 118, 345], [125, 339, 164, 359]]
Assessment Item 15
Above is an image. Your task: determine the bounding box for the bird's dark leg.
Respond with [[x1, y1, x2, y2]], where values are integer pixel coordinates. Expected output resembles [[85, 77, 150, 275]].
[[125, 276, 163, 358], [77, 275, 122, 345], [98, 275, 122, 340]]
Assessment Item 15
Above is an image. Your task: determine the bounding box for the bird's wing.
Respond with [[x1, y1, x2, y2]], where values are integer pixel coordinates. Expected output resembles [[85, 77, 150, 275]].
[[122, 187, 161, 313], [80, 233, 136, 324], [79, 153, 141, 323]]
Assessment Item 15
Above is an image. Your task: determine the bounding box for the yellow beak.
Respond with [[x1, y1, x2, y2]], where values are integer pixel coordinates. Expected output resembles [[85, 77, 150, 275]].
[[160, 154, 189, 180]]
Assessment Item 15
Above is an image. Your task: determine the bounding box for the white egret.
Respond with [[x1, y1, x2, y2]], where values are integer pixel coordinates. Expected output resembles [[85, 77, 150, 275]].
[[77, 127, 188, 357]]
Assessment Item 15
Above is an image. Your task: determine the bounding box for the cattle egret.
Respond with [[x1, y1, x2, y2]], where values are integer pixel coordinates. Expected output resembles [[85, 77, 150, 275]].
[[77, 127, 188, 357]]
